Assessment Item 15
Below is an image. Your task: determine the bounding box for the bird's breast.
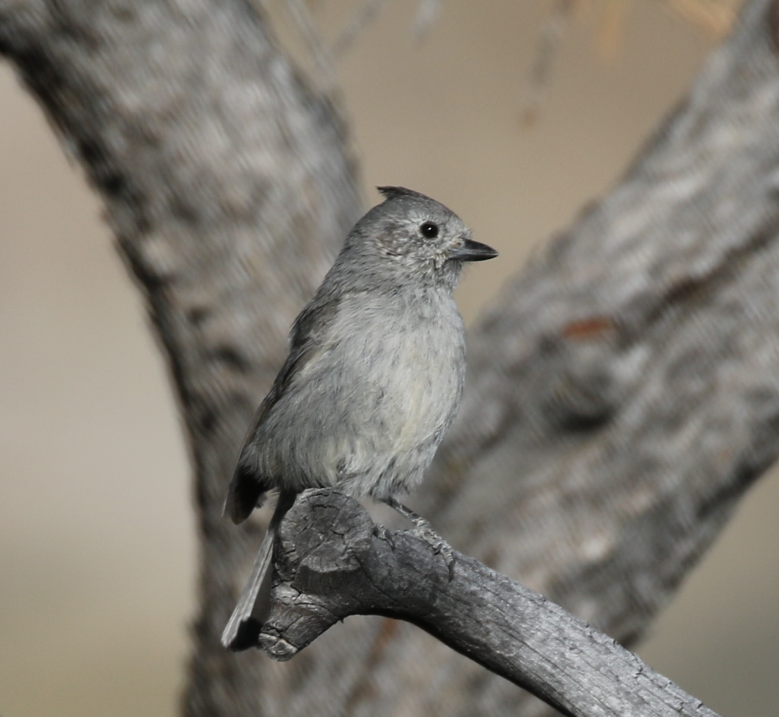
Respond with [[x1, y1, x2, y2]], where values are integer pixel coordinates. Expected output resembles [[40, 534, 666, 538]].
[[353, 292, 466, 455], [252, 289, 466, 496]]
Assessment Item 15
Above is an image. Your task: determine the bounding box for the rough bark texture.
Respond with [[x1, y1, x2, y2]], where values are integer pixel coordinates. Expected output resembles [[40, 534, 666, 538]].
[[0, 2, 361, 715], [258, 488, 721, 717], [2, 0, 779, 715]]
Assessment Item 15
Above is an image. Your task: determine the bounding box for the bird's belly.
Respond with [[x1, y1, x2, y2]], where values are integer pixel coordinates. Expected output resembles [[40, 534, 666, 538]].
[[337, 317, 465, 498], [388, 355, 455, 451]]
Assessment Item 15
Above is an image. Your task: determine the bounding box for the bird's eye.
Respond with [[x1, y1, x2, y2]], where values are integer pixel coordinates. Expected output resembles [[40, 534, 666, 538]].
[[419, 221, 439, 238]]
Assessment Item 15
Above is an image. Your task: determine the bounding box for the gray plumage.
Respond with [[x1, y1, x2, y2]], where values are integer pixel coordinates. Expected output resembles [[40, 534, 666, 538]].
[[222, 186, 497, 650]]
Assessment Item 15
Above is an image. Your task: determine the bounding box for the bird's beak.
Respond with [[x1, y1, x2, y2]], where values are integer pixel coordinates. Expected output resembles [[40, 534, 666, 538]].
[[449, 238, 498, 262]]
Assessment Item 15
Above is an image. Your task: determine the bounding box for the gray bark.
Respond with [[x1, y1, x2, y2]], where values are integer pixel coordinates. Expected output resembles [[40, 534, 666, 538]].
[[1, 0, 779, 716], [0, 2, 361, 715], [259, 488, 720, 717]]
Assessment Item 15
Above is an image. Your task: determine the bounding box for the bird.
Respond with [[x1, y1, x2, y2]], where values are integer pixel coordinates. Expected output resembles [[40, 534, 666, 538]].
[[221, 186, 497, 650]]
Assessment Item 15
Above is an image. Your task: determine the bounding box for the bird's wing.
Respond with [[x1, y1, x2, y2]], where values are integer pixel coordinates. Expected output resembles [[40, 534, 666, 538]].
[[224, 297, 343, 523]]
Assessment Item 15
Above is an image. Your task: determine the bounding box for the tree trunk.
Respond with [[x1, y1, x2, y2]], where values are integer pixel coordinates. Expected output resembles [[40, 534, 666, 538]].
[[2, 0, 779, 715], [0, 2, 360, 715]]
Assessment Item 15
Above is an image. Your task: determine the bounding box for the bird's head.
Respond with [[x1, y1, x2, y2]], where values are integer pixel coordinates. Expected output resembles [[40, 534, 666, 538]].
[[343, 186, 497, 289]]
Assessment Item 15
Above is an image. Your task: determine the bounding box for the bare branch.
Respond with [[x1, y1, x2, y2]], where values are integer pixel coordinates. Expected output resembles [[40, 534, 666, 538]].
[[257, 489, 720, 717], [520, 0, 576, 125]]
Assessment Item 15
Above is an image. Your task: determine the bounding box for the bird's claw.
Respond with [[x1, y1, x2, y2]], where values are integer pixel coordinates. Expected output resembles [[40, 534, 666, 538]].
[[373, 523, 396, 551], [410, 521, 456, 581]]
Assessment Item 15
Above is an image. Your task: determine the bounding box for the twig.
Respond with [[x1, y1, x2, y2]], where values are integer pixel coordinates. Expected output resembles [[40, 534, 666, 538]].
[[520, 0, 576, 125]]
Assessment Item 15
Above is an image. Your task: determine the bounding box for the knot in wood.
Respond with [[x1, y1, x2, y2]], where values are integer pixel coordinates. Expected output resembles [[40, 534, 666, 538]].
[[278, 489, 374, 592]]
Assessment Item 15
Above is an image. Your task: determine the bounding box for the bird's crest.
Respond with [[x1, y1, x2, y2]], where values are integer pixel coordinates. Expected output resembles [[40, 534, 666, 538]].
[[377, 186, 432, 203]]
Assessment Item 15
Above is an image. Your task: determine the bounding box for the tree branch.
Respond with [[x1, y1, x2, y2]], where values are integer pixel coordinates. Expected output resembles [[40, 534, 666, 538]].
[[257, 489, 719, 717]]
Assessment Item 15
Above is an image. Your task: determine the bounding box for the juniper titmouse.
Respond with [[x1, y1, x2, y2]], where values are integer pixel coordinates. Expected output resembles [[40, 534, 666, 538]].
[[222, 186, 497, 650]]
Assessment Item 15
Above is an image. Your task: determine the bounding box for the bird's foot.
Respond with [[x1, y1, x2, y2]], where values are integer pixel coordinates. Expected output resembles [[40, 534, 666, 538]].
[[408, 519, 456, 581], [382, 497, 456, 580], [373, 523, 396, 551]]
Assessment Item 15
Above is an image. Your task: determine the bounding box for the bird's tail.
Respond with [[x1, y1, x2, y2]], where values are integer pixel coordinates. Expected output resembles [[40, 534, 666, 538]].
[[221, 490, 296, 651]]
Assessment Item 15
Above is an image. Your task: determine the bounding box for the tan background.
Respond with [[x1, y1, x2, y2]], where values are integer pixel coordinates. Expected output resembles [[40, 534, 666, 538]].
[[1, 1, 777, 716]]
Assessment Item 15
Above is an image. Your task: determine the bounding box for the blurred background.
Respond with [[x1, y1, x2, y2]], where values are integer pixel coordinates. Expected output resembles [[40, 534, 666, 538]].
[[1, 1, 777, 716]]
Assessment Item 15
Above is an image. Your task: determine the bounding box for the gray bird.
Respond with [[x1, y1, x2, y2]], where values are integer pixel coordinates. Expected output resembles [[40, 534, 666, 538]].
[[222, 186, 497, 650]]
